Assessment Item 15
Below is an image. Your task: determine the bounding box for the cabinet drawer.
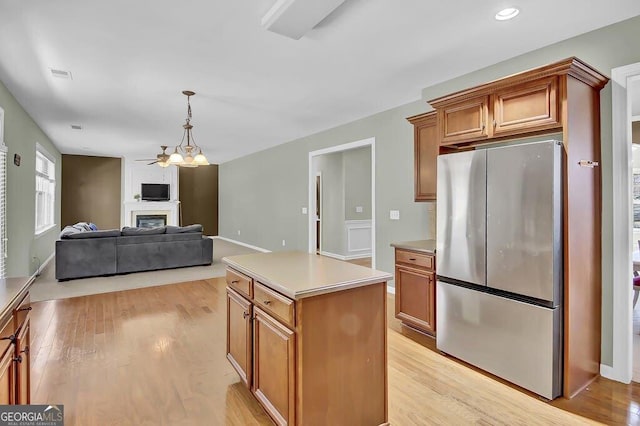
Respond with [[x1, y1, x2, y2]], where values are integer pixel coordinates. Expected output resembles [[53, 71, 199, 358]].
[[13, 292, 31, 332], [226, 268, 253, 299], [395, 249, 434, 271], [253, 282, 295, 328]]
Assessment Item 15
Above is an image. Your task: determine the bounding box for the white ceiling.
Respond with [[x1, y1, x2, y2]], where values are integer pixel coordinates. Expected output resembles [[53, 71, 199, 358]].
[[1, 0, 640, 163]]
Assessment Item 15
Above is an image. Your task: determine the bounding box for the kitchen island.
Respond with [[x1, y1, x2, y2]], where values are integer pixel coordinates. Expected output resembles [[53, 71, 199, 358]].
[[223, 251, 392, 426]]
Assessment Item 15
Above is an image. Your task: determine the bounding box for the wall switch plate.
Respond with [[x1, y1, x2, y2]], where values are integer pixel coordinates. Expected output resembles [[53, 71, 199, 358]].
[[302, 207, 308, 214], [390, 210, 400, 220], [237, 230, 241, 235], [282, 239, 286, 246], [356, 206, 363, 213]]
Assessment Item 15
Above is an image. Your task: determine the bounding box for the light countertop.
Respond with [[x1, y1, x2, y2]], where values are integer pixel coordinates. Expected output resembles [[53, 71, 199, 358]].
[[390, 239, 436, 254], [0, 277, 33, 320], [223, 251, 392, 300]]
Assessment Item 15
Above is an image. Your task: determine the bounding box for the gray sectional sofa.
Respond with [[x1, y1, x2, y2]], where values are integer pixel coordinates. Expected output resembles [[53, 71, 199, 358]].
[[55, 224, 213, 281]]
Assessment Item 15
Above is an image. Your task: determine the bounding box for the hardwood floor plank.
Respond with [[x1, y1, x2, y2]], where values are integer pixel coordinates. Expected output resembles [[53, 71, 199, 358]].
[[28, 278, 638, 425]]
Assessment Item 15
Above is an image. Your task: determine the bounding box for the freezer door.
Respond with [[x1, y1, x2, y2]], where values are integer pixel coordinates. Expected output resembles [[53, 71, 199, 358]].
[[436, 281, 562, 399], [436, 150, 486, 286], [486, 140, 562, 304]]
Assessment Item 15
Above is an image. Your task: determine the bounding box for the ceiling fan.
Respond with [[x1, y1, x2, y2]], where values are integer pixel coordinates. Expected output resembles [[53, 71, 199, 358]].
[[135, 146, 170, 167]]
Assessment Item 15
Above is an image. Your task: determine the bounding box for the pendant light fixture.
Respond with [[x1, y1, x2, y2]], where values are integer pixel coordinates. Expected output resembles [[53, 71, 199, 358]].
[[168, 90, 210, 167]]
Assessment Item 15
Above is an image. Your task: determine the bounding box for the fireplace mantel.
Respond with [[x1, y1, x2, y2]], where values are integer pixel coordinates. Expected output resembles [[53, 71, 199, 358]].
[[123, 201, 180, 227]]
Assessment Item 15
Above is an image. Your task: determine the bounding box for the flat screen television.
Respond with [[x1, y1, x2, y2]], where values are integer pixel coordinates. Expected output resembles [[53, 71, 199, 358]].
[[141, 183, 170, 201]]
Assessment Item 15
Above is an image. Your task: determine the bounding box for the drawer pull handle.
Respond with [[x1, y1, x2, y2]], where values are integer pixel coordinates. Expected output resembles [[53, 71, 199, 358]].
[[18, 306, 32, 312], [1, 335, 15, 343], [13, 355, 22, 364], [231, 280, 240, 284], [263, 300, 271, 306], [409, 258, 417, 261], [243, 312, 250, 319], [20, 347, 29, 355]]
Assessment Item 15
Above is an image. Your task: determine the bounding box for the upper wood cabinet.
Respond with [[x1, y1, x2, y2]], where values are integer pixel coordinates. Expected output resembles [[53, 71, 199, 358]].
[[438, 96, 490, 145], [492, 76, 560, 137], [407, 112, 438, 201]]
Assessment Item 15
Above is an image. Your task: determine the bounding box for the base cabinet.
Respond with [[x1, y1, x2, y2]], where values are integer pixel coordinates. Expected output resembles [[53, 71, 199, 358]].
[[226, 289, 252, 388], [395, 249, 436, 335], [0, 288, 32, 405], [0, 342, 15, 404], [15, 316, 30, 404], [253, 307, 295, 425]]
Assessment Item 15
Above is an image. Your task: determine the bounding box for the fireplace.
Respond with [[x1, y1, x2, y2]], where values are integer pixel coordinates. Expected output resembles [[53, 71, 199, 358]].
[[136, 214, 167, 228]]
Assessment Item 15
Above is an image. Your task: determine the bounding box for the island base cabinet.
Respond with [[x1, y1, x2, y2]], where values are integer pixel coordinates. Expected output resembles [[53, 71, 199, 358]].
[[226, 288, 252, 388], [253, 307, 295, 426]]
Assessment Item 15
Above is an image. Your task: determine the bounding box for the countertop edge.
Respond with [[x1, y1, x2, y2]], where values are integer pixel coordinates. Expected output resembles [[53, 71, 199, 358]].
[[390, 240, 436, 255], [0, 276, 35, 320], [223, 257, 392, 300]]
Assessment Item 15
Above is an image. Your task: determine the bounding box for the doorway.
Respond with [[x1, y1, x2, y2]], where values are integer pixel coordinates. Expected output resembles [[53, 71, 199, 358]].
[[308, 138, 375, 268], [610, 62, 640, 384]]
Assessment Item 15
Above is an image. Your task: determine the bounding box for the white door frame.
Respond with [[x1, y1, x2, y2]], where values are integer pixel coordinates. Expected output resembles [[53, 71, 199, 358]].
[[315, 172, 322, 253], [308, 137, 376, 268], [606, 62, 640, 383]]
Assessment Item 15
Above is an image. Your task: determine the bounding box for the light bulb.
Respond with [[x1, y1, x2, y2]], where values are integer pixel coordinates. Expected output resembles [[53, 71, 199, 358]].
[[169, 149, 183, 164], [194, 151, 209, 165]]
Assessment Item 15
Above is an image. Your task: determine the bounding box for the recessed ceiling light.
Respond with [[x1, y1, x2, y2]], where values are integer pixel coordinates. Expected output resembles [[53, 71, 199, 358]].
[[495, 7, 519, 21], [50, 68, 72, 79], [71, 125, 82, 130]]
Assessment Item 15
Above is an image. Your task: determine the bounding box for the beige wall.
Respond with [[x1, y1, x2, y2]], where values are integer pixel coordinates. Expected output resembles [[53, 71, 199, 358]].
[[61, 155, 122, 230]]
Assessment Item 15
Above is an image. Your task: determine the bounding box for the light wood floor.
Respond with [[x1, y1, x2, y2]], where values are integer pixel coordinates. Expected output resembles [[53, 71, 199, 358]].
[[30, 278, 639, 425]]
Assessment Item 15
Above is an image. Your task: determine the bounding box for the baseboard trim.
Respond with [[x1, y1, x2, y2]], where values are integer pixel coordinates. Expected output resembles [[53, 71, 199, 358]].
[[320, 251, 346, 261], [212, 236, 271, 253], [30, 252, 55, 281], [600, 363, 631, 384]]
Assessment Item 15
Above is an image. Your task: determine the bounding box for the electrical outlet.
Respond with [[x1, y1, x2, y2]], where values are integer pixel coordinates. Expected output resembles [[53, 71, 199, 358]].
[[356, 206, 363, 213], [237, 230, 241, 235], [302, 207, 308, 214], [390, 210, 400, 220], [282, 239, 286, 246]]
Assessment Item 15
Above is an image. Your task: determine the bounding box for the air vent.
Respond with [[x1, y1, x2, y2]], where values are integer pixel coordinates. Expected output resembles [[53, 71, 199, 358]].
[[70, 125, 82, 130], [50, 68, 72, 79]]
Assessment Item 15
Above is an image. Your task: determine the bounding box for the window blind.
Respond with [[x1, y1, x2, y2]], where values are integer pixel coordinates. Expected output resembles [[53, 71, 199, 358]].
[[0, 144, 6, 278]]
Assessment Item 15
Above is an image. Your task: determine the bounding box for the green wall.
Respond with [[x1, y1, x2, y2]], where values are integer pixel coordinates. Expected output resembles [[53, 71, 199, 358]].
[[344, 146, 372, 221], [0, 80, 61, 277], [219, 15, 640, 367]]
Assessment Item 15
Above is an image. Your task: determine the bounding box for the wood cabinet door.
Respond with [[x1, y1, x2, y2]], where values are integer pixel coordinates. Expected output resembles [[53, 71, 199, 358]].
[[414, 113, 438, 201], [395, 266, 435, 335], [226, 288, 252, 388], [253, 307, 295, 426], [0, 343, 15, 404], [15, 316, 30, 404], [492, 76, 560, 137], [439, 96, 489, 145]]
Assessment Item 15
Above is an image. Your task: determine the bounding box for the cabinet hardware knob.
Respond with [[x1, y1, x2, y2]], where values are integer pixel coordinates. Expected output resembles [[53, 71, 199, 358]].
[[263, 300, 271, 305], [578, 160, 599, 168], [18, 306, 32, 312], [481, 122, 485, 130], [243, 312, 250, 319], [493, 120, 497, 127], [231, 280, 240, 284], [20, 347, 29, 355], [13, 355, 22, 363]]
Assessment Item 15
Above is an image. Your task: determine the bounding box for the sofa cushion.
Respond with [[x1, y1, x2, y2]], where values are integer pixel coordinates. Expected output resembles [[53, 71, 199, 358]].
[[65, 229, 121, 239], [121, 226, 166, 236], [117, 233, 203, 245], [166, 224, 203, 234]]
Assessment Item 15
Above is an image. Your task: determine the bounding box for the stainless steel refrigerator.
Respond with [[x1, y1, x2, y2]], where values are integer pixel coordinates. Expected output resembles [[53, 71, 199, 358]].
[[436, 140, 563, 400]]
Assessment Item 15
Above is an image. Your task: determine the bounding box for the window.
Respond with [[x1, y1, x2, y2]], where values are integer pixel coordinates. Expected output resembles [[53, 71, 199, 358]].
[[35, 145, 55, 234]]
